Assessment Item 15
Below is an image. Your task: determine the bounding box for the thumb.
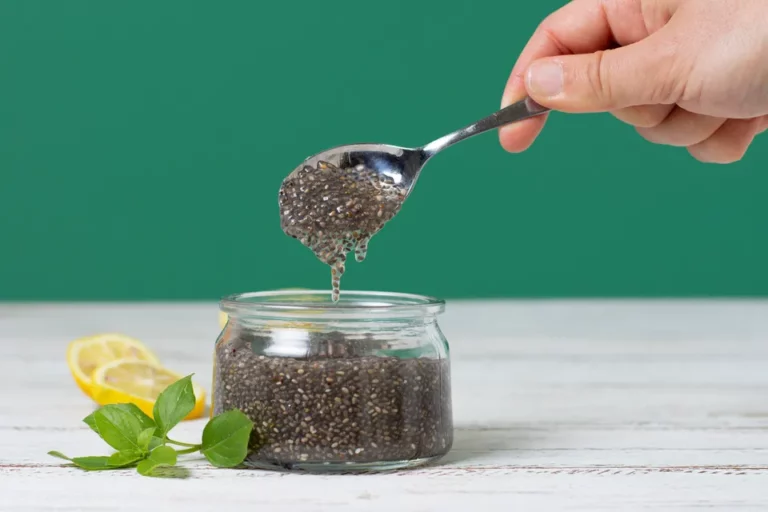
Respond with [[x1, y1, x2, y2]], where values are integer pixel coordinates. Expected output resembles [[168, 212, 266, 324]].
[[525, 39, 681, 113]]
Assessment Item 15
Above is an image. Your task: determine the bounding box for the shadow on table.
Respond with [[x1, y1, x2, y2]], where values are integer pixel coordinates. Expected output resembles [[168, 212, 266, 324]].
[[151, 466, 192, 479], [438, 425, 545, 466]]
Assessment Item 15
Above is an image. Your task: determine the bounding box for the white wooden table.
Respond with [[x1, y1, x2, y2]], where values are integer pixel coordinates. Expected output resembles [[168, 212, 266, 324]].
[[1, 300, 767, 511]]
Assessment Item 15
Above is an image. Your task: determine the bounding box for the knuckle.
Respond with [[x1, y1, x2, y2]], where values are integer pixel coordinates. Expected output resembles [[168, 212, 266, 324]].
[[585, 50, 613, 107], [640, 128, 700, 148], [633, 113, 666, 129], [634, 36, 691, 105], [635, 126, 665, 145], [653, 39, 694, 104], [537, 22, 571, 56], [615, 106, 670, 128]]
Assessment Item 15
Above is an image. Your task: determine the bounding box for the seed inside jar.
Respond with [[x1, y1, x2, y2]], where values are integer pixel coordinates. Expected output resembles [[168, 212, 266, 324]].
[[278, 161, 407, 301], [213, 330, 453, 469]]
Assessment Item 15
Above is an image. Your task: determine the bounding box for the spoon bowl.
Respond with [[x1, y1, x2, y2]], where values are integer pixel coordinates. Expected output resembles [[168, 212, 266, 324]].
[[285, 96, 549, 200], [288, 143, 426, 197]]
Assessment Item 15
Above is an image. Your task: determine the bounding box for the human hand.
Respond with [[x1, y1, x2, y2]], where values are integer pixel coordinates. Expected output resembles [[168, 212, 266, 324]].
[[500, 0, 768, 163]]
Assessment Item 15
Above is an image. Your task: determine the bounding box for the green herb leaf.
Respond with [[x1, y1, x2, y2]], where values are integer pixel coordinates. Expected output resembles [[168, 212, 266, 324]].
[[83, 412, 99, 435], [48, 451, 116, 471], [149, 436, 165, 450], [69, 457, 115, 470], [153, 375, 196, 438], [85, 403, 154, 438], [48, 450, 74, 461], [112, 403, 156, 429], [137, 427, 157, 452], [108, 450, 143, 468], [136, 445, 178, 476], [94, 404, 154, 452], [201, 409, 253, 468]]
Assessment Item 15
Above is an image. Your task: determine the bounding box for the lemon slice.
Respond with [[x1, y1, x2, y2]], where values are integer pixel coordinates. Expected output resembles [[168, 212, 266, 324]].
[[218, 311, 229, 330], [91, 359, 206, 421], [67, 334, 160, 398]]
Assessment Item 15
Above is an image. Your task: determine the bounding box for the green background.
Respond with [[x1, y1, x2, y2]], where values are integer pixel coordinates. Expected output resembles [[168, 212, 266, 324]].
[[1, 0, 767, 301]]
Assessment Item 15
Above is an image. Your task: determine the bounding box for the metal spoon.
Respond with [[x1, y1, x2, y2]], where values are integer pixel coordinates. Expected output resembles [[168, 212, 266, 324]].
[[287, 97, 549, 195]]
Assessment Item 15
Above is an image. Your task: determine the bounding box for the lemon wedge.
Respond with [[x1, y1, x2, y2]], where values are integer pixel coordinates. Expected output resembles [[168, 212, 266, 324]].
[[90, 359, 206, 421], [67, 334, 160, 399]]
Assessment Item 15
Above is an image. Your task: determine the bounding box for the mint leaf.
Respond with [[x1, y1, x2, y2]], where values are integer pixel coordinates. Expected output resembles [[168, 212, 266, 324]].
[[94, 405, 152, 452], [153, 375, 195, 438], [201, 409, 253, 468], [137, 428, 156, 452], [48, 451, 115, 471], [108, 450, 143, 468], [137, 446, 177, 476]]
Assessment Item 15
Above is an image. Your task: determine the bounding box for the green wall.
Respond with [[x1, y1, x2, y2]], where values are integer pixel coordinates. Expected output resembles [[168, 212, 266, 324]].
[[2, 1, 767, 301]]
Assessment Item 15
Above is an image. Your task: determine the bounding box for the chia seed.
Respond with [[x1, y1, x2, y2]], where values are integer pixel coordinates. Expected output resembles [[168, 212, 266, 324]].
[[213, 331, 452, 470], [278, 161, 407, 302]]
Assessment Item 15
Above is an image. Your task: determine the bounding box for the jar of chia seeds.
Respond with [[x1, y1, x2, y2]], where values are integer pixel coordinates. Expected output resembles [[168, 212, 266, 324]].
[[213, 290, 453, 473]]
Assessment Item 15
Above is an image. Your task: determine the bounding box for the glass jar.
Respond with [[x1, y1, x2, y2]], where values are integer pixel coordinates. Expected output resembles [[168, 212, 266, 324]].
[[213, 290, 453, 473]]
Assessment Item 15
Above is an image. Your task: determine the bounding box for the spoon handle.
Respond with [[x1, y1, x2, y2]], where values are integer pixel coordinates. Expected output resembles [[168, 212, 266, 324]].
[[422, 97, 550, 157]]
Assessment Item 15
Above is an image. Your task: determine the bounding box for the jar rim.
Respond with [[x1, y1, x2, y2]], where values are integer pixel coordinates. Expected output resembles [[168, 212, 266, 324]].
[[220, 289, 445, 319]]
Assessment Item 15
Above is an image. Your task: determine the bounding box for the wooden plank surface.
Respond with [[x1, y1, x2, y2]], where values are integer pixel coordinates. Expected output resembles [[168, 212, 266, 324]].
[[1, 300, 767, 511]]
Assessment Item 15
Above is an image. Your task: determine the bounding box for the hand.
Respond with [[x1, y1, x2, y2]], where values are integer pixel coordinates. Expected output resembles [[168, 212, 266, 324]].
[[500, 0, 768, 163]]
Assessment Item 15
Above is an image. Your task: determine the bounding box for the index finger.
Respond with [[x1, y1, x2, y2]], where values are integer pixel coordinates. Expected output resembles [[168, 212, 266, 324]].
[[499, 0, 675, 153]]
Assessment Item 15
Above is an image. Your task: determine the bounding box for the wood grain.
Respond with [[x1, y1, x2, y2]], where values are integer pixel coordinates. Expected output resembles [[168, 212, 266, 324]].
[[1, 301, 767, 511]]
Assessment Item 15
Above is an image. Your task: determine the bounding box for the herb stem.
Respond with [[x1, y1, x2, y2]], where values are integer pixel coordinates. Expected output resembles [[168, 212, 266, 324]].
[[174, 446, 202, 456], [166, 438, 200, 448]]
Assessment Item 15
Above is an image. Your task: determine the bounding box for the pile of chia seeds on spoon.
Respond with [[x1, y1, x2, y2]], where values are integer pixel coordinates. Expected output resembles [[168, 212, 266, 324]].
[[278, 161, 407, 301]]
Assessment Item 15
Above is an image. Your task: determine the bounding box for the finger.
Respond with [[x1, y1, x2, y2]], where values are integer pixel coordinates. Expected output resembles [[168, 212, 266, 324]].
[[687, 118, 761, 164], [612, 104, 675, 128], [759, 115, 768, 133], [525, 31, 687, 113], [497, 108, 547, 153], [637, 108, 726, 146], [504, 0, 677, 104], [500, 0, 677, 153]]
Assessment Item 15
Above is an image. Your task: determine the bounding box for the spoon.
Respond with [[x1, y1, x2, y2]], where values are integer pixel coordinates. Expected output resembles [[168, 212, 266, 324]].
[[278, 96, 550, 302], [287, 96, 549, 196]]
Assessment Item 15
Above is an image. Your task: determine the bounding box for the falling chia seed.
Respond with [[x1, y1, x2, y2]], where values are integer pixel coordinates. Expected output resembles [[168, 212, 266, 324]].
[[213, 331, 452, 469], [278, 161, 407, 301]]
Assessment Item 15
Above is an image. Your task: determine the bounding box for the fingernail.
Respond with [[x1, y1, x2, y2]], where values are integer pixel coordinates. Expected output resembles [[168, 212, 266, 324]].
[[526, 61, 563, 98]]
